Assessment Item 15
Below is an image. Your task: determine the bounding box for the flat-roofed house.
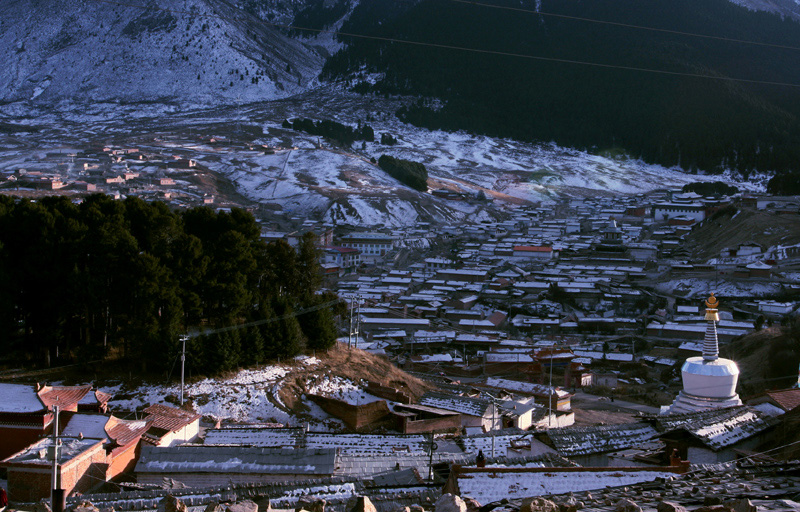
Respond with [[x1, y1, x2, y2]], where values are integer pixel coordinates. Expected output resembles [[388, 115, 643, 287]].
[[2, 436, 106, 502], [419, 392, 500, 432], [0, 383, 108, 461]]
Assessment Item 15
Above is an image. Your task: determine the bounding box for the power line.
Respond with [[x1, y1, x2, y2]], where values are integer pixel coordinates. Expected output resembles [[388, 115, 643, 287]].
[[190, 298, 340, 338], [88, 0, 800, 89], [449, 0, 800, 52]]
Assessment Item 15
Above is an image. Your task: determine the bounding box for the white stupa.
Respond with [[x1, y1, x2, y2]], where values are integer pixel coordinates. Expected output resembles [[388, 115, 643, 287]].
[[663, 293, 742, 414]]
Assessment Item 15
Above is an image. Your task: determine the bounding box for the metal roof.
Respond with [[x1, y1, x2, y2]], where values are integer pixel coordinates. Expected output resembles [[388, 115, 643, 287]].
[[135, 445, 336, 475]]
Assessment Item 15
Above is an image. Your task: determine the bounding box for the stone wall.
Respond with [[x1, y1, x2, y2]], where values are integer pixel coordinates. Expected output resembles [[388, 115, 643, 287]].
[[365, 381, 412, 404], [306, 394, 390, 430]]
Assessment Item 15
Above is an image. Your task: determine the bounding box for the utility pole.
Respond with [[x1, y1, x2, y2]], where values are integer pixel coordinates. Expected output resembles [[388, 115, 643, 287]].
[[428, 432, 438, 482], [548, 344, 554, 427], [50, 405, 64, 512], [348, 298, 354, 349], [491, 397, 496, 458], [355, 295, 361, 350], [180, 335, 188, 405]]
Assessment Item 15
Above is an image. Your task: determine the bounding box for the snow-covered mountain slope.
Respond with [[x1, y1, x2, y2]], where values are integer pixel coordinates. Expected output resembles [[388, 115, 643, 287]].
[[728, 0, 800, 21], [0, 0, 325, 103]]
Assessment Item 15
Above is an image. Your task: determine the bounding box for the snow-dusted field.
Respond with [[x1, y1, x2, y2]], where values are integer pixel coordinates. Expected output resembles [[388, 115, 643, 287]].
[[104, 357, 315, 424], [0, 87, 761, 227], [100, 355, 394, 429]]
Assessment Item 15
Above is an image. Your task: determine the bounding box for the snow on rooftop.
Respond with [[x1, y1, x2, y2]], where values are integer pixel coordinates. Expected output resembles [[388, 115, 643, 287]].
[[657, 406, 777, 450], [458, 469, 676, 503], [483, 378, 570, 398], [0, 383, 44, 413], [547, 423, 659, 456], [62, 414, 109, 440]]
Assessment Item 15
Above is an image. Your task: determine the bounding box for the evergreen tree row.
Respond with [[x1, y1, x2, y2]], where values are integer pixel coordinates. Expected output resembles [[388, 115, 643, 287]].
[[282, 117, 375, 147], [767, 171, 800, 195], [681, 182, 739, 196], [378, 154, 428, 191], [0, 194, 340, 374]]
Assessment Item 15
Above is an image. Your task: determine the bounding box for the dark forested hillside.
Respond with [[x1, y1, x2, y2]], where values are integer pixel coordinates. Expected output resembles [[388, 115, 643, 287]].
[[0, 195, 339, 375], [322, 0, 800, 175]]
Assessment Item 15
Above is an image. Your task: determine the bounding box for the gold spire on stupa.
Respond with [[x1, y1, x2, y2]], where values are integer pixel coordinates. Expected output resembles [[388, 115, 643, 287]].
[[704, 292, 720, 322]]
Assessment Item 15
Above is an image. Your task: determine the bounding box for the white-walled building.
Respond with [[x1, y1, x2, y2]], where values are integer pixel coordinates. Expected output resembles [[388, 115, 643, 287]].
[[339, 232, 394, 260]]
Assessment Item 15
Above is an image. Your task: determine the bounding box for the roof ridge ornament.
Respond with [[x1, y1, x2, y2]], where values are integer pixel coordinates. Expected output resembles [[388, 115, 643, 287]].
[[705, 292, 719, 310]]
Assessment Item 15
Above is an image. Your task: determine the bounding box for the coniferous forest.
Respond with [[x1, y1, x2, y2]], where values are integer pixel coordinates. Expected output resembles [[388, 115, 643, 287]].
[[323, 0, 800, 176], [0, 195, 340, 375]]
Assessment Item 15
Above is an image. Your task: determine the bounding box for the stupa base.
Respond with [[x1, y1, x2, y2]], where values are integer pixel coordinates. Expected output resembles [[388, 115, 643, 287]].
[[661, 390, 742, 415]]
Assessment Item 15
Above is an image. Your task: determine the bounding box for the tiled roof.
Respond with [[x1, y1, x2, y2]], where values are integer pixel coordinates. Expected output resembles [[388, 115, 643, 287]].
[[78, 389, 112, 406], [204, 427, 305, 448], [456, 468, 677, 504], [135, 445, 336, 475], [38, 385, 93, 409], [545, 422, 659, 456], [481, 378, 571, 398], [765, 389, 800, 412], [419, 392, 492, 418], [106, 416, 151, 450], [654, 405, 777, 451], [143, 403, 200, 432]]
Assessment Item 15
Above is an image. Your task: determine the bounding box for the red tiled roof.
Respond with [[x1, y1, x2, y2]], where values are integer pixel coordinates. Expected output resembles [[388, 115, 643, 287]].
[[325, 246, 360, 254], [38, 385, 93, 409], [766, 389, 800, 412], [78, 389, 112, 406], [144, 403, 201, 432], [486, 311, 507, 326], [513, 245, 552, 252], [106, 416, 151, 454]]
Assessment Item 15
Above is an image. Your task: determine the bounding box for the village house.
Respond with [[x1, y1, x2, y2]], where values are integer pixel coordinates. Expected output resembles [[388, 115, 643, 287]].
[[536, 422, 660, 466], [0, 383, 109, 461], [654, 405, 779, 464], [512, 245, 554, 261], [2, 436, 106, 502], [141, 403, 201, 446], [477, 377, 573, 413], [419, 391, 501, 432], [747, 388, 800, 413], [323, 246, 361, 274], [339, 232, 394, 261]]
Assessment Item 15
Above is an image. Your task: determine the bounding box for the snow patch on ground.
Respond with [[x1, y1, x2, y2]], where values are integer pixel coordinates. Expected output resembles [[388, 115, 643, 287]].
[[103, 359, 322, 424], [306, 376, 384, 405]]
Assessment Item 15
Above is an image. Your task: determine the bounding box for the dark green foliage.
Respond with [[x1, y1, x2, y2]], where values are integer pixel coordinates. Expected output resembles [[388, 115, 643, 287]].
[[377, 155, 428, 191], [290, 0, 350, 38], [298, 293, 339, 350], [380, 133, 397, 145], [0, 195, 338, 376], [287, 118, 375, 147], [323, 0, 800, 175], [269, 297, 307, 358], [767, 171, 800, 195], [682, 182, 739, 196], [710, 204, 738, 220]]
